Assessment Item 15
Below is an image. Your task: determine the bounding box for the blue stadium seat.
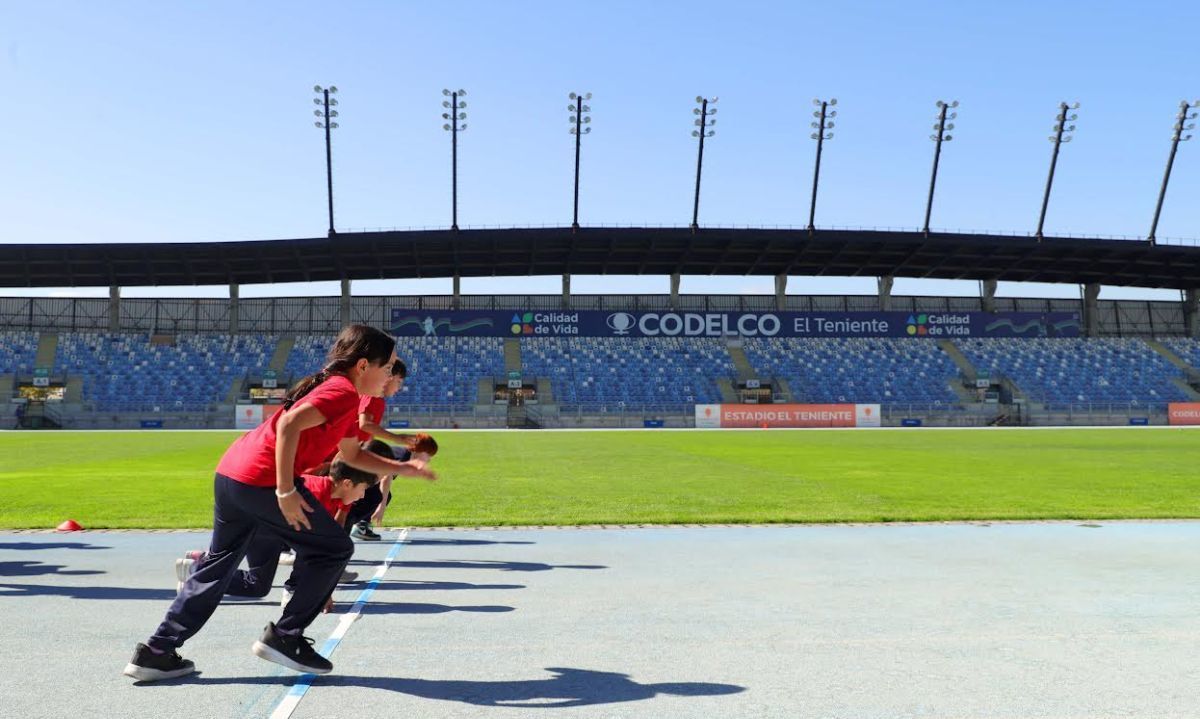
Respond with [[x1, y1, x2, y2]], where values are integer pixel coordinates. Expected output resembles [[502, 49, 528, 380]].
[[1163, 338, 1200, 370], [521, 337, 735, 409], [956, 337, 1189, 405], [53, 333, 276, 412], [741, 337, 961, 404], [286, 335, 505, 413], [0, 331, 39, 376]]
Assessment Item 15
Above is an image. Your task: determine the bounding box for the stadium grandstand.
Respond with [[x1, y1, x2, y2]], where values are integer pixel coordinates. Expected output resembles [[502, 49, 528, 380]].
[[2, 224, 1199, 431]]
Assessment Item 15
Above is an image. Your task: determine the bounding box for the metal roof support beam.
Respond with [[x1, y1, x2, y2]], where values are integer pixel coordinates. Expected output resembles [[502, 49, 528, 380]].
[[1185, 288, 1199, 338], [670, 273, 681, 311], [340, 278, 352, 327], [1082, 282, 1101, 337], [980, 278, 998, 314], [774, 273, 787, 311], [452, 274, 461, 310], [109, 285, 121, 333], [562, 273, 571, 310], [229, 283, 239, 335], [877, 275, 894, 312]]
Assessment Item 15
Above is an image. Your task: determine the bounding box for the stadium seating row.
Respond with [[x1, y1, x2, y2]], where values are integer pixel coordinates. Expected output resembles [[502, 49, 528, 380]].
[[1, 331, 1197, 412]]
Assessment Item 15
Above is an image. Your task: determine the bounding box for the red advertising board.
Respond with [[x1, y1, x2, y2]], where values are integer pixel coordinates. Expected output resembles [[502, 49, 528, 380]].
[[695, 403, 880, 428], [1168, 403, 1200, 426]]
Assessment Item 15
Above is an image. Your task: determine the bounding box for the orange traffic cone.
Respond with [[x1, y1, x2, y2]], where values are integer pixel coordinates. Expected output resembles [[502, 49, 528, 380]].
[[55, 519, 83, 532]]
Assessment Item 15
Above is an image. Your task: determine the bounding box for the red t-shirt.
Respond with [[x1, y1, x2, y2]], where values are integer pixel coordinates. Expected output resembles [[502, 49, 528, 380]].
[[356, 395, 386, 442], [216, 375, 361, 487], [300, 474, 353, 517]]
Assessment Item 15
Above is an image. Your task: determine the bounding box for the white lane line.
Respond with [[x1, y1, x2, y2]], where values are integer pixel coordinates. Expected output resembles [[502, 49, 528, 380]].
[[268, 528, 409, 719]]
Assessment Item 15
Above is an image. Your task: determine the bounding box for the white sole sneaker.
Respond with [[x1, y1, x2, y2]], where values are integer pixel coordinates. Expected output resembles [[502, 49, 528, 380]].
[[338, 570, 358, 584], [174, 557, 194, 593], [251, 640, 332, 675], [122, 662, 195, 682]]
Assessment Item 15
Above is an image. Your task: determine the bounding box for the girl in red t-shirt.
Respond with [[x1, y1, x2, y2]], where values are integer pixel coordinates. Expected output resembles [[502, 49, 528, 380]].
[[125, 325, 436, 682]]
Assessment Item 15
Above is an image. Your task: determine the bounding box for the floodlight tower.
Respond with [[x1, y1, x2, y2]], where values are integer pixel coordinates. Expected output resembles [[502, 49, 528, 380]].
[[807, 98, 837, 234], [1148, 99, 1198, 244], [690, 95, 718, 231], [1035, 101, 1080, 241], [923, 100, 958, 236], [568, 92, 593, 230], [312, 85, 340, 236], [442, 89, 468, 230]]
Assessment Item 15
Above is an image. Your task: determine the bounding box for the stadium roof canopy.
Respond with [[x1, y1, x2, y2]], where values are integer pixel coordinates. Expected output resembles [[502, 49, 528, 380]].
[[2, 227, 1199, 289]]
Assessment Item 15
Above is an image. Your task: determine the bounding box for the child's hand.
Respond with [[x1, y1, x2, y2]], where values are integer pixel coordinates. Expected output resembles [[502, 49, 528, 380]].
[[279, 492, 314, 531]]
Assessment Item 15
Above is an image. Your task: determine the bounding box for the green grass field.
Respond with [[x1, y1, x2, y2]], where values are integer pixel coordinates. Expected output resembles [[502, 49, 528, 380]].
[[0, 428, 1196, 528]]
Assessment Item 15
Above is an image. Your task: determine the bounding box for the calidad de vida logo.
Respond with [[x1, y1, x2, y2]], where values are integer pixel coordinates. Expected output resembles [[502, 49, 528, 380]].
[[510, 312, 581, 336], [905, 313, 970, 337]]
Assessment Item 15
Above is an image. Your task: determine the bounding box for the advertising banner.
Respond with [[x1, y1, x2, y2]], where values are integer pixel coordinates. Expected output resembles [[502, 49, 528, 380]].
[[1168, 403, 1200, 426], [235, 404, 263, 430], [694, 403, 882, 428], [391, 309, 1080, 339]]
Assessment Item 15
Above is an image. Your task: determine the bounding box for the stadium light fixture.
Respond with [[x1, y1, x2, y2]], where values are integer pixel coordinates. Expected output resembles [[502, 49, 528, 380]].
[[1147, 99, 1199, 245], [313, 85, 340, 237], [923, 100, 958, 236], [1036, 101, 1080, 241], [442, 89, 468, 231], [568, 92, 593, 231], [690, 96, 718, 231], [807, 98, 837, 234]]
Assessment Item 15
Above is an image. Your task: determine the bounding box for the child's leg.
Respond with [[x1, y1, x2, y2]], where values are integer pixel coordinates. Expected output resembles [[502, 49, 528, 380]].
[[225, 535, 285, 598], [257, 484, 354, 635], [147, 474, 258, 651]]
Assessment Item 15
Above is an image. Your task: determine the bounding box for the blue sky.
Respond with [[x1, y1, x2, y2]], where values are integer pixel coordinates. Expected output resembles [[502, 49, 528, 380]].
[[1, 0, 1196, 300]]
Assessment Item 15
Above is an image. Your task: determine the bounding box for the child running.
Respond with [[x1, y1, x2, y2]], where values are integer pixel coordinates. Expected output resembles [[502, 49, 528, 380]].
[[124, 325, 436, 682], [345, 435, 438, 538], [348, 361, 418, 540], [173, 449, 384, 600]]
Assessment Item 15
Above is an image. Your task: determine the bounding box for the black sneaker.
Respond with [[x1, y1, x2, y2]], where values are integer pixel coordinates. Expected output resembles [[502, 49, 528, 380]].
[[251, 622, 332, 675], [123, 643, 196, 682], [350, 522, 381, 541]]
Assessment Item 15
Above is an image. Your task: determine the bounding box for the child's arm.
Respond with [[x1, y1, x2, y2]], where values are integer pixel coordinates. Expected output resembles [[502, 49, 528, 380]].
[[274, 404, 327, 531], [358, 412, 417, 446], [337, 437, 437, 481]]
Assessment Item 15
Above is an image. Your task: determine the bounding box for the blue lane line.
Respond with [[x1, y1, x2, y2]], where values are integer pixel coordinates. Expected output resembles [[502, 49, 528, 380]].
[[272, 534, 407, 712]]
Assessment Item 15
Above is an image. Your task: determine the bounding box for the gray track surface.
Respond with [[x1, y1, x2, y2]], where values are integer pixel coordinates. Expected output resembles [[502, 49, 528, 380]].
[[1, 523, 1197, 718]]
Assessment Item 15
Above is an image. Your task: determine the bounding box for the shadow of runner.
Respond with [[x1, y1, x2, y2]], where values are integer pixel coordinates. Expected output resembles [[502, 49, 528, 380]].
[[362, 602, 514, 615], [375, 580, 526, 591], [0, 582, 175, 600], [0, 542, 111, 551], [394, 560, 605, 573], [403, 539, 535, 547], [0, 561, 104, 577], [160, 668, 746, 708]]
